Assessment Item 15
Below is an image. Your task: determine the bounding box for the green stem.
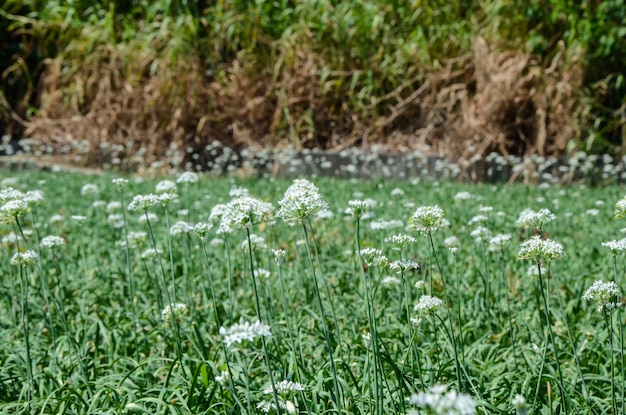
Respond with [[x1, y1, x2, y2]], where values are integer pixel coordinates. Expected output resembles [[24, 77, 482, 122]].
[[301, 220, 343, 412], [537, 262, 568, 414], [245, 227, 281, 415]]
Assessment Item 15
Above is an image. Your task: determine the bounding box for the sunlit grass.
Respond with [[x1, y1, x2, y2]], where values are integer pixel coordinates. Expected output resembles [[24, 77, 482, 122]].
[[1, 170, 625, 414]]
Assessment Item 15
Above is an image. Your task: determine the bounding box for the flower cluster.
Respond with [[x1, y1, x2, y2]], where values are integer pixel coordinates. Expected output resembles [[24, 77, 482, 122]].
[[219, 318, 272, 348], [161, 303, 188, 325], [488, 234, 512, 251], [40, 235, 65, 249], [516, 208, 556, 230], [360, 248, 388, 267], [155, 180, 177, 193], [583, 280, 622, 314], [601, 239, 626, 256], [277, 179, 329, 222], [10, 250, 39, 266], [408, 384, 476, 415], [409, 205, 445, 233], [615, 196, 626, 219], [128, 193, 178, 213], [389, 259, 421, 273], [384, 233, 417, 251], [415, 295, 443, 315], [0, 199, 31, 223], [176, 172, 199, 184], [518, 236, 564, 263], [346, 199, 369, 219], [218, 196, 274, 233]]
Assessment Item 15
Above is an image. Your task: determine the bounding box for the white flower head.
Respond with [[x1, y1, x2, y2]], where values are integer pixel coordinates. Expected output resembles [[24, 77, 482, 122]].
[[601, 239, 626, 256], [273, 249, 287, 266], [191, 222, 213, 238], [264, 380, 305, 396], [389, 259, 421, 273], [219, 196, 273, 232], [277, 179, 329, 222], [615, 196, 626, 219], [384, 233, 417, 250], [40, 235, 65, 249], [1, 199, 31, 222], [128, 194, 162, 212], [346, 199, 369, 219], [11, 250, 39, 266], [155, 180, 177, 193], [360, 247, 388, 267], [408, 384, 476, 415], [176, 172, 199, 184], [161, 303, 188, 325], [470, 226, 491, 243], [219, 318, 272, 348], [80, 183, 99, 196], [112, 178, 129, 189], [409, 205, 445, 233], [0, 187, 25, 204], [488, 234, 512, 251], [518, 236, 564, 263], [516, 208, 556, 230], [415, 295, 443, 315], [583, 280, 622, 314]]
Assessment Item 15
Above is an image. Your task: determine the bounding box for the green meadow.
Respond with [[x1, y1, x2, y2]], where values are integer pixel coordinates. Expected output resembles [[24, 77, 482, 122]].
[[1, 170, 626, 414]]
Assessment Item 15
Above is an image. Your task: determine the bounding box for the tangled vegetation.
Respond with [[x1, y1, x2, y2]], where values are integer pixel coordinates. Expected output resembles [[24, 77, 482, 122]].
[[0, 1, 625, 169]]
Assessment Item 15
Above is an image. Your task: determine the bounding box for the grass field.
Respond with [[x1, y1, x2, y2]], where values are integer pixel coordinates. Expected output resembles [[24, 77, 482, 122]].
[[1, 170, 626, 414]]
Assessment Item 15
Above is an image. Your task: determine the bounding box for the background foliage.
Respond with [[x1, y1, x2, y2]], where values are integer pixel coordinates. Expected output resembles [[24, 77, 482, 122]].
[[0, 0, 625, 167]]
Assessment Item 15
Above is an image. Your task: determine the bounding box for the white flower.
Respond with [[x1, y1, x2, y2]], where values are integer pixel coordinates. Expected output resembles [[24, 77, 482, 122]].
[[141, 248, 162, 259], [176, 172, 199, 184], [470, 226, 491, 243], [219, 318, 272, 347], [346, 200, 368, 218], [518, 236, 564, 263], [408, 384, 476, 415], [381, 276, 402, 286], [80, 183, 99, 196], [468, 214, 488, 225], [371, 219, 405, 230], [444, 236, 460, 248], [583, 280, 622, 314], [161, 303, 188, 324], [389, 259, 420, 273], [516, 208, 556, 229], [127, 194, 162, 212], [277, 179, 329, 222], [170, 221, 191, 236], [112, 178, 129, 188], [273, 249, 287, 266], [488, 234, 512, 251], [215, 370, 229, 385], [191, 222, 213, 238], [360, 248, 388, 267], [219, 196, 273, 232], [601, 239, 626, 255], [40, 235, 65, 248], [264, 380, 304, 395], [454, 191, 473, 201], [415, 295, 443, 314], [155, 180, 177, 193], [384, 233, 416, 250], [228, 186, 250, 198], [11, 250, 39, 266], [615, 196, 626, 219], [0, 199, 31, 222], [409, 205, 445, 232]]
